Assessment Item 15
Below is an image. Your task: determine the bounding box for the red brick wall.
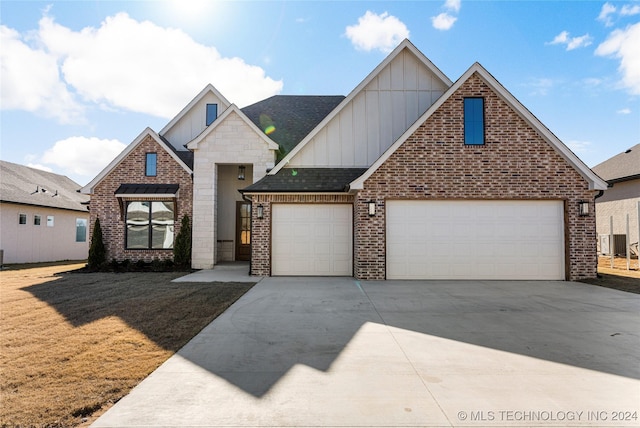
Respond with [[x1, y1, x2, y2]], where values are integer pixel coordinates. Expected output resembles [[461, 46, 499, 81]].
[[89, 135, 193, 263], [355, 73, 597, 280]]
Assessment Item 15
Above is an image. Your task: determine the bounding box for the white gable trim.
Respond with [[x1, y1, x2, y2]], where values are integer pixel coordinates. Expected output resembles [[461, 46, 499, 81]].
[[80, 127, 192, 194], [159, 84, 232, 137], [186, 104, 279, 151], [350, 62, 608, 191], [269, 39, 453, 175]]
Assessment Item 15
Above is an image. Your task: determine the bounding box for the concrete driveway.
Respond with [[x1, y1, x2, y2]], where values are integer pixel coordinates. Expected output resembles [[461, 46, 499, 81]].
[[92, 278, 640, 427]]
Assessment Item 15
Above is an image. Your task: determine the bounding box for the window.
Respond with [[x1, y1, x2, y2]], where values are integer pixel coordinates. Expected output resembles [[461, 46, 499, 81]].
[[206, 103, 218, 126], [47, 216, 54, 227], [464, 98, 485, 145], [126, 201, 174, 249], [76, 218, 87, 242], [34, 215, 41, 226], [19, 214, 26, 225], [145, 153, 157, 176]]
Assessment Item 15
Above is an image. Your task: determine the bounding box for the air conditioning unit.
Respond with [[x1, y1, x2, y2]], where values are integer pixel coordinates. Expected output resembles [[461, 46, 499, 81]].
[[599, 234, 627, 256]]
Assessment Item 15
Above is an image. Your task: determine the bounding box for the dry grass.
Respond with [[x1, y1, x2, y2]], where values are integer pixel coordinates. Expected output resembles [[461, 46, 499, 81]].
[[0, 262, 255, 427]]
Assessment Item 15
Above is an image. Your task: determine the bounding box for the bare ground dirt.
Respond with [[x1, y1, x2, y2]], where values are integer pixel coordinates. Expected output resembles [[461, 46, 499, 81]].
[[579, 256, 640, 294], [0, 262, 255, 427]]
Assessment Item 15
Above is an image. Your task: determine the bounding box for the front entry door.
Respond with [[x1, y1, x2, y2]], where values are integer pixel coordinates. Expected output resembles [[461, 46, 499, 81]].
[[236, 202, 251, 261]]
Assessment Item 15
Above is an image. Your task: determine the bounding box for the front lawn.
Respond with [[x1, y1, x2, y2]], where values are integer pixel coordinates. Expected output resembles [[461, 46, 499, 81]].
[[0, 263, 254, 427]]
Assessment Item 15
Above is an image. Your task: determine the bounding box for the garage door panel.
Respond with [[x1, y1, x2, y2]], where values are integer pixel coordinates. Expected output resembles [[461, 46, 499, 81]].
[[272, 204, 352, 276], [387, 200, 565, 280]]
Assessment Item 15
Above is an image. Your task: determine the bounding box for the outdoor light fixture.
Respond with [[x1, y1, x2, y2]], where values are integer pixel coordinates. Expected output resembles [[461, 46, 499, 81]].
[[368, 200, 376, 216], [256, 204, 264, 219], [238, 165, 246, 180], [578, 200, 589, 216]]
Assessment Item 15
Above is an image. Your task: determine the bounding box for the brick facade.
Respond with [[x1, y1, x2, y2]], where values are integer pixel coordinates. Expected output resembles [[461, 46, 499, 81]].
[[354, 73, 597, 281], [89, 135, 193, 263]]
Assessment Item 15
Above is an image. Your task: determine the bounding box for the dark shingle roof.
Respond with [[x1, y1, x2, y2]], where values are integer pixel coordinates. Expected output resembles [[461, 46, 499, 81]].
[[241, 168, 368, 193], [158, 135, 194, 169], [241, 95, 345, 156], [115, 184, 180, 195], [592, 143, 640, 183], [0, 160, 89, 212]]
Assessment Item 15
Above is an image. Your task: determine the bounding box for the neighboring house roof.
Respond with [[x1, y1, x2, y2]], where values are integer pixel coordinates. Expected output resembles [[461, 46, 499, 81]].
[[241, 95, 345, 155], [242, 168, 368, 193], [591, 143, 640, 184], [349, 62, 608, 192], [81, 127, 192, 194], [0, 160, 88, 212], [269, 39, 453, 175], [186, 104, 279, 151]]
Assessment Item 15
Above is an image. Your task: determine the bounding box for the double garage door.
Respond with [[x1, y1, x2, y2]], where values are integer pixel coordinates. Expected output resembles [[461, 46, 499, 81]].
[[387, 200, 565, 280], [271, 200, 565, 280]]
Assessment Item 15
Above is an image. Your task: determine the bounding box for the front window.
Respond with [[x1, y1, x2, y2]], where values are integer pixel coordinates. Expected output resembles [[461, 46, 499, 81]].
[[126, 201, 174, 249], [464, 97, 485, 145], [47, 216, 54, 227], [19, 214, 26, 225], [76, 218, 87, 242], [145, 153, 157, 176], [34, 215, 41, 226]]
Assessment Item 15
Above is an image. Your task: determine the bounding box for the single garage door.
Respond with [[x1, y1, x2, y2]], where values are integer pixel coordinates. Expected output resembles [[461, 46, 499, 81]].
[[387, 200, 565, 280], [272, 204, 352, 276]]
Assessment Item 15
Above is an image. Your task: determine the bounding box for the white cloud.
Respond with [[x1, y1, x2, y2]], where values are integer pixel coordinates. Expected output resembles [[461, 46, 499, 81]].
[[526, 77, 555, 96], [0, 25, 84, 123], [39, 136, 126, 181], [444, 0, 461, 13], [432, 13, 458, 31], [617, 108, 632, 114], [1, 13, 283, 122], [598, 3, 617, 26], [548, 31, 592, 50], [345, 11, 410, 53], [620, 4, 640, 16], [596, 22, 640, 95], [566, 140, 592, 153], [431, 0, 461, 31]]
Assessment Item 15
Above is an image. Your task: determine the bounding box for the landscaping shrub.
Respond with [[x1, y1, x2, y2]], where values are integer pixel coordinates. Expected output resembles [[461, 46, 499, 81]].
[[87, 218, 106, 269], [173, 215, 192, 268]]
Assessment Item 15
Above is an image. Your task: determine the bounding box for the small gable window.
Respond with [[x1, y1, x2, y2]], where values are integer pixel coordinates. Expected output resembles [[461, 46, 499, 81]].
[[146, 153, 157, 176], [206, 103, 218, 126], [464, 98, 485, 145]]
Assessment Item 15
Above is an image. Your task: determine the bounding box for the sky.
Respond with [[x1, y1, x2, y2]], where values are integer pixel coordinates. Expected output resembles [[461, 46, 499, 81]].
[[1, 0, 639, 186]]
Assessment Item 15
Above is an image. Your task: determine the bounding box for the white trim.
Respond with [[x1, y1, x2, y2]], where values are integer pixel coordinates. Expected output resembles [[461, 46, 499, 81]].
[[159, 84, 232, 136], [350, 62, 608, 191], [186, 104, 279, 151], [268, 39, 453, 175], [80, 128, 192, 194]]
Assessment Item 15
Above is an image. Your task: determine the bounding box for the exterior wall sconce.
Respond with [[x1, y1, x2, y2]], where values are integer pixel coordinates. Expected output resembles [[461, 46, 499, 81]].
[[256, 204, 264, 219], [238, 165, 246, 180], [368, 200, 376, 216], [578, 200, 589, 216]]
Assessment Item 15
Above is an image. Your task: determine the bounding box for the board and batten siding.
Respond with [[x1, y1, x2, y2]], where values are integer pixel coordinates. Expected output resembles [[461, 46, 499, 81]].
[[290, 49, 448, 168], [161, 91, 230, 151]]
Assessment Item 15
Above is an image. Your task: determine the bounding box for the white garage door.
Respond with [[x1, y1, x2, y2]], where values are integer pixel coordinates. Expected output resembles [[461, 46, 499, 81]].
[[272, 204, 352, 276], [387, 200, 565, 280]]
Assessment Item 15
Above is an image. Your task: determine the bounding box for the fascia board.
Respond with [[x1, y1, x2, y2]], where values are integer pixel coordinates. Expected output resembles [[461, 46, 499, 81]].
[[159, 84, 232, 136], [186, 105, 279, 151], [269, 39, 453, 175]]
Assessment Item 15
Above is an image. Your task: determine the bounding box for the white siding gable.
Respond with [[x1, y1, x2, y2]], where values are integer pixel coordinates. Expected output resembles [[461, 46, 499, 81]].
[[161, 87, 231, 151], [289, 48, 449, 168]]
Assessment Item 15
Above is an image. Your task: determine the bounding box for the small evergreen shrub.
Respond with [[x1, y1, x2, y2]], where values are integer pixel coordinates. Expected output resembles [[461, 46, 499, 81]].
[[88, 218, 106, 269], [173, 215, 192, 268]]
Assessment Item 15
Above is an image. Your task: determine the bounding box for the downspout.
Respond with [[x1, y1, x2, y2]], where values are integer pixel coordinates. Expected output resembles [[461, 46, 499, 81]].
[[593, 188, 607, 277]]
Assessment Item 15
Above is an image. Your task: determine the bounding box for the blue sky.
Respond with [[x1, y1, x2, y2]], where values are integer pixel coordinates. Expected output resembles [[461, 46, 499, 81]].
[[1, 1, 638, 186]]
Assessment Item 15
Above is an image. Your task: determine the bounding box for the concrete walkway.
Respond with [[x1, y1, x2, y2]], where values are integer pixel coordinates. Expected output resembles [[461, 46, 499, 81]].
[[171, 262, 259, 283], [93, 278, 640, 427]]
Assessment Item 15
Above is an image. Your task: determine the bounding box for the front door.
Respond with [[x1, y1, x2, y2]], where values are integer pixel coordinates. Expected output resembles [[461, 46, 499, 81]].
[[236, 202, 251, 261]]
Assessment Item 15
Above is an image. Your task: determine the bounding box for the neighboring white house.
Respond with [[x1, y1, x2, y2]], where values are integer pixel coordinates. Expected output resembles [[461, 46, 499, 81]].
[[0, 161, 90, 264], [592, 144, 640, 256]]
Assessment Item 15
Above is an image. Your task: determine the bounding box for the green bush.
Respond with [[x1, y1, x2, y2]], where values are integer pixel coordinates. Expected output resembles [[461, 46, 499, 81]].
[[87, 218, 106, 269], [173, 215, 192, 268]]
